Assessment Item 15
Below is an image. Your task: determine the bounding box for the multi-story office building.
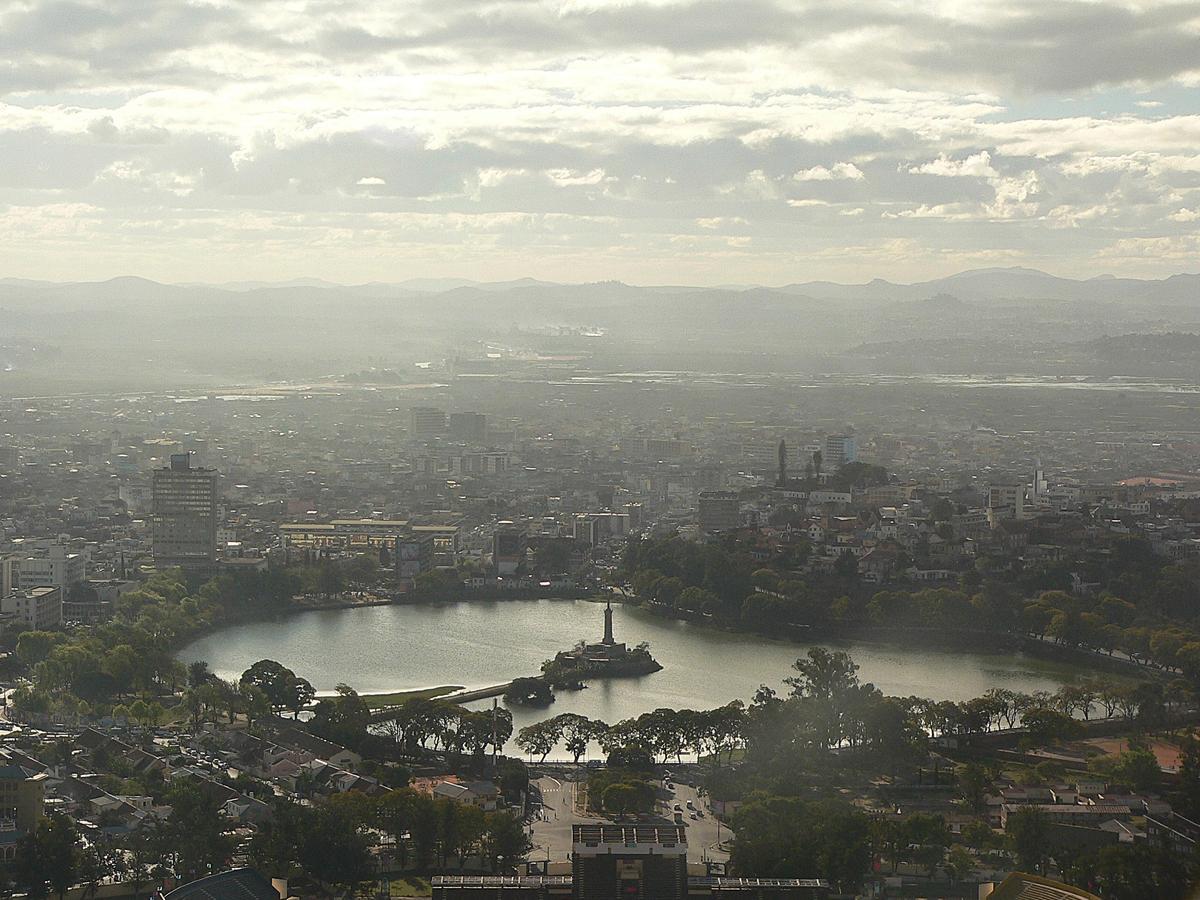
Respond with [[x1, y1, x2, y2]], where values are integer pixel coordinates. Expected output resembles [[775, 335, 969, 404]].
[[13, 543, 86, 592], [0, 556, 15, 599], [152, 453, 218, 569], [1, 586, 63, 630], [823, 434, 858, 470], [987, 480, 1027, 523], [698, 491, 740, 533], [410, 406, 447, 440], [493, 522, 525, 575], [449, 412, 487, 443], [573, 825, 687, 900], [396, 534, 434, 578]]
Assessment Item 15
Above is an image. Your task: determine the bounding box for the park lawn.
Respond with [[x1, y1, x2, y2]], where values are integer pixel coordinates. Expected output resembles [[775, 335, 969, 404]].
[[361, 685, 463, 709], [389, 876, 432, 898]]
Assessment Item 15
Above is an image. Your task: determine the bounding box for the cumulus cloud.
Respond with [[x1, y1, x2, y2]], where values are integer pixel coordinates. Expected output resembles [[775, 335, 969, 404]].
[[0, 0, 1199, 282], [793, 163, 865, 182], [910, 152, 998, 179]]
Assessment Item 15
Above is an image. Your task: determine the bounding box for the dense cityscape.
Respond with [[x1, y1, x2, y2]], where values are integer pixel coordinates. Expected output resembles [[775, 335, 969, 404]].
[[6, 0, 1200, 895], [3, 344, 1200, 898]]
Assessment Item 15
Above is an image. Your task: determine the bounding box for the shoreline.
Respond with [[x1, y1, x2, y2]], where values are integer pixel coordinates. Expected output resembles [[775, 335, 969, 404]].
[[177, 590, 1139, 703], [628, 599, 1150, 679]]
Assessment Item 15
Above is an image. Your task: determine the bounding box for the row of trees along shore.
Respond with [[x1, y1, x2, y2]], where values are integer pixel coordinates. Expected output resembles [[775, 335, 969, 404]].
[[517, 648, 1200, 897], [11, 524, 1197, 724], [626, 533, 1200, 686], [516, 649, 1171, 768], [4, 566, 358, 722]]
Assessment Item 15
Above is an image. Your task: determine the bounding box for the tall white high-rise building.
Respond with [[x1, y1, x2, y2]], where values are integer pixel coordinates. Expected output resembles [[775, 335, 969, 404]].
[[824, 434, 858, 470]]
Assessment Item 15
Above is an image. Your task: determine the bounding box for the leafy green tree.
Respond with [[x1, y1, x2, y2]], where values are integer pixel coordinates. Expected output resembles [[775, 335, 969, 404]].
[[606, 744, 654, 773], [786, 648, 859, 703], [374, 789, 428, 870], [601, 782, 641, 817], [1006, 806, 1050, 876], [1020, 707, 1083, 746], [296, 802, 373, 894], [504, 677, 554, 706], [944, 845, 975, 882], [240, 659, 313, 718], [516, 717, 563, 762], [1178, 734, 1200, 819], [957, 762, 990, 813], [1112, 747, 1161, 791], [309, 683, 370, 747], [731, 795, 871, 892], [16, 631, 61, 668], [833, 550, 859, 579], [13, 813, 81, 899], [904, 814, 951, 876], [485, 811, 532, 873], [187, 660, 211, 688], [165, 780, 235, 880]]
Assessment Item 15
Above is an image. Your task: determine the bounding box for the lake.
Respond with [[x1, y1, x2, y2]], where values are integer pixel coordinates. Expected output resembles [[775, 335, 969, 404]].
[[177, 599, 1089, 751]]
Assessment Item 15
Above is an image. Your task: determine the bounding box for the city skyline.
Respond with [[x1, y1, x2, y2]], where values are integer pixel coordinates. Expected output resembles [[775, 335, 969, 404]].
[[2, 0, 1200, 285]]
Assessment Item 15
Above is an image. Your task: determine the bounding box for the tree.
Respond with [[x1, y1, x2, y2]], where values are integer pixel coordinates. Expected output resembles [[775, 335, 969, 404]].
[[786, 648, 859, 703], [240, 659, 296, 713], [13, 813, 81, 899], [165, 780, 235, 881], [944, 845, 975, 882], [504, 677, 554, 707], [1006, 806, 1050, 876], [16, 631, 60, 668], [1112, 747, 1161, 791], [1179, 734, 1200, 819], [958, 762, 990, 813], [239, 682, 271, 726], [296, 802, 373, 894], [102, 643, 143, 697], [516, 718, 562, 763], [187, 660, 212, 688], [309, 683, 370, 747], [128, 699, 150, 727], [606, 744, 654, 773], [600, 781, 653, 818], [730, 796, 871, 892], [77, 842, 115, 900], [1020, 707, 1083, 746], [485, 812, 532, 873], [904, 814, 950, 877], [374, 790, 420, 870], [558, 714, 603, 763]]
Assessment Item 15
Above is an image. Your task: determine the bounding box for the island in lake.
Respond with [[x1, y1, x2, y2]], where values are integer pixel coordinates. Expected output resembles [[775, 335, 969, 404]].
[[543, 599, 663, 685]]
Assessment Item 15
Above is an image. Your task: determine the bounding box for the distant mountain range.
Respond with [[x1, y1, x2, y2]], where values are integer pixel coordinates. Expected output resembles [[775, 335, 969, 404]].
[[1, 267, 1198, 389]]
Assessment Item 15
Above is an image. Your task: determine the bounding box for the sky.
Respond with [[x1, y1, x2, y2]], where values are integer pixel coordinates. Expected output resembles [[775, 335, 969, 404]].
[[2, 0, 1199, 286]]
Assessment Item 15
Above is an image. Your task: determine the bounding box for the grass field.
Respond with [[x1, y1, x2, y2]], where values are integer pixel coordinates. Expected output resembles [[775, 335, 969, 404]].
[[360, 686, 463, 710], [389, 876, 432, 897]]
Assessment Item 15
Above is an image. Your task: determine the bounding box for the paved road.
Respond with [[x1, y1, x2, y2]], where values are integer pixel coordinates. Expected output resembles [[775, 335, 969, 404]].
[[665, 780, 729, 864], [529, 774, 729, 864]]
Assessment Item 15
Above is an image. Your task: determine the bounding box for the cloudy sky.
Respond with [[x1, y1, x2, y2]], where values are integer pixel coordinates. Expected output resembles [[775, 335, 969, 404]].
[[2, 0, 1200, 285]]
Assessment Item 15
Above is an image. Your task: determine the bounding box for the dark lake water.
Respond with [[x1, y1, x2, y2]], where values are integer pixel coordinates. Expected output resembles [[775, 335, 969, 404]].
[[178, 599, 1087, 753]]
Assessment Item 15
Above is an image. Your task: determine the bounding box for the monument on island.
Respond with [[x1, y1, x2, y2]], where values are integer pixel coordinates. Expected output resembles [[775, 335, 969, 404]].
[[543, 598, 662, 685]]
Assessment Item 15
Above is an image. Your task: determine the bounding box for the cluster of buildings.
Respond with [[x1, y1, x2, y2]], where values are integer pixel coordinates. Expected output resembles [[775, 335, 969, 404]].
[[5, 377, 1200, 621], [433, 825, 830, 899]]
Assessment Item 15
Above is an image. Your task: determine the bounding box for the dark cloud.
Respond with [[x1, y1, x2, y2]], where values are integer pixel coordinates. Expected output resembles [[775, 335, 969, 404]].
[[2, 0, 1197, 93]]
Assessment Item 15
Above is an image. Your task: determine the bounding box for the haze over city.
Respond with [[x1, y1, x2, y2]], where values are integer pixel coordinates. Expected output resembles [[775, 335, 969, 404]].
[[7, 2, 1200, 900]]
